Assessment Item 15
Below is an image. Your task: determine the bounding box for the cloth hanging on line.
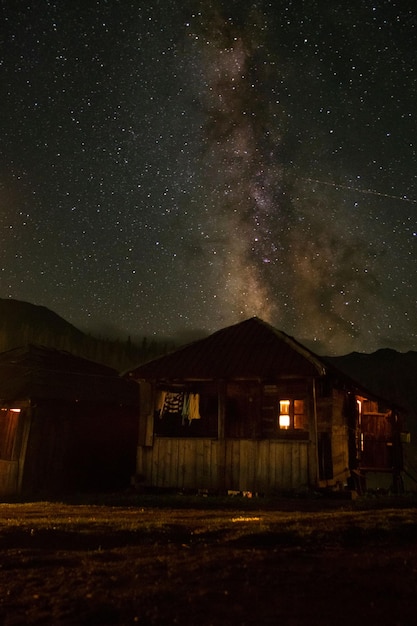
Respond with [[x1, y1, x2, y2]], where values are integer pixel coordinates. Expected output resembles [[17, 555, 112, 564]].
[[157, 390, 201, 423], [156, 391, 184, 417], [163, 392, 184, 414], [182, 392, 201, 424], [188, 393, 201, 420]]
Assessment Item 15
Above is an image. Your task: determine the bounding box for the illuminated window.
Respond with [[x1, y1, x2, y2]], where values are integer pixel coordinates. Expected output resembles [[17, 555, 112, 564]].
[[279, 399, 306, 430], [0, 408, 20, 460], [279, 400, 290, 429]]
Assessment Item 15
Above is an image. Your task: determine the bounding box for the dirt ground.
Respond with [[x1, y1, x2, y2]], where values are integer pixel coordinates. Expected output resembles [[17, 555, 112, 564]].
[[0, 494, 417, 625]]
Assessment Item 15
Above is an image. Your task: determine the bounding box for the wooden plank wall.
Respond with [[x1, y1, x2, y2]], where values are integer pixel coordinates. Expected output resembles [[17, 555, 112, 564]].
[[330, 425, 350, 482], [138, 438, 310, 492], [0, 460, 19, 496]]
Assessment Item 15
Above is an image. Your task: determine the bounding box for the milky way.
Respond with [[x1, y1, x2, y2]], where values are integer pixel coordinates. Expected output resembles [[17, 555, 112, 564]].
[[1, 1, 416, 354]]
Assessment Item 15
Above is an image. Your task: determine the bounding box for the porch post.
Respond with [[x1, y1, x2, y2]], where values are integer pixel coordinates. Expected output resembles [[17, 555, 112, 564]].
[[217, 380, 226, 440], [217, 380, 226, 492], [17, 403, 32, 494], [309, 378, 319, 488]]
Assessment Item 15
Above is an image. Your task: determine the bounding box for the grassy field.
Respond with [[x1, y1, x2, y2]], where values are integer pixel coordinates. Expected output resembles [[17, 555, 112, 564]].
[[1, 493, 417, 625]]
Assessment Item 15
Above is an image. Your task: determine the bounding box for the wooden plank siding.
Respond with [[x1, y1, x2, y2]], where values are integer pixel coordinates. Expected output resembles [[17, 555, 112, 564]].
[[0, 459, 19, 496], [330, 425, 350, 483], [138, 437, 310, 493]]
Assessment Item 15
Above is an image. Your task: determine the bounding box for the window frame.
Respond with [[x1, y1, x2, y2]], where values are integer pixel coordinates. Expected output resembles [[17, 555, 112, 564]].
[[279, 398, 306, 431]]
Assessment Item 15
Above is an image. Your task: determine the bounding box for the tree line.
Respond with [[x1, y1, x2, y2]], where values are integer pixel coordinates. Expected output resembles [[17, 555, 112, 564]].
[[0, 320, 174, 372]]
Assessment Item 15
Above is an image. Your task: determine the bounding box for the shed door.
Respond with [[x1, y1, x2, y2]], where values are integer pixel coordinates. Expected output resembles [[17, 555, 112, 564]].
[[360, 411, 393, 470]]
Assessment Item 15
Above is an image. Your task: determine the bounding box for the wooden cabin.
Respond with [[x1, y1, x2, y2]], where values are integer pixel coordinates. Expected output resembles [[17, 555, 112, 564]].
[[0, 345, 139, 498], [127, 317, 404, 494]]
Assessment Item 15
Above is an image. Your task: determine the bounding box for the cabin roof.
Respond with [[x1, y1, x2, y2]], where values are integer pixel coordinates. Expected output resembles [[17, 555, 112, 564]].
[[127, 317, 327, 381], [0, 344, 139, 405]]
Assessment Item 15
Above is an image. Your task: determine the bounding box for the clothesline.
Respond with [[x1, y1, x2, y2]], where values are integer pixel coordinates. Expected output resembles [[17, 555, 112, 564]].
[[156, 390, 201, 423]]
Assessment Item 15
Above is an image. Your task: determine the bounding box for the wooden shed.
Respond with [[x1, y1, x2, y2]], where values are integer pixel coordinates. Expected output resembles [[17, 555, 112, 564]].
[[127, 317, 404, 494], [0, 345, 139, 498]]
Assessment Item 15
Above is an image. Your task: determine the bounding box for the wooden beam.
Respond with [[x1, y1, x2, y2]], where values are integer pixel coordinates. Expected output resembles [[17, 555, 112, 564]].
[[308, 378, 319, 488], [217, 381, 226, 492]]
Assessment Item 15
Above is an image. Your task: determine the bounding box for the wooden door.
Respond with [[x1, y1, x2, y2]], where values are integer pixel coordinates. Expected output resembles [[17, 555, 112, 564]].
[[360, 410, 393, 470]]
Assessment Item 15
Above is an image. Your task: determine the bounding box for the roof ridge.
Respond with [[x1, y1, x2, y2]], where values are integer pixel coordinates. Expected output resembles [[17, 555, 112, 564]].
[[126, 316, 327, 379]]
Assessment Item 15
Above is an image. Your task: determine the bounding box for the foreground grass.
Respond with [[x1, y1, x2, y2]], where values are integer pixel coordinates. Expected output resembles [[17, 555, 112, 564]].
[[1, 493, 417, 548], [0, 495, 417, 625]]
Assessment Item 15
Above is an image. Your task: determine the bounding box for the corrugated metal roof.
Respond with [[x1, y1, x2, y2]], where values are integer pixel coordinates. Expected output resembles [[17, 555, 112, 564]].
[[127, 317, 327, 381], [0, 344, 139, 405]]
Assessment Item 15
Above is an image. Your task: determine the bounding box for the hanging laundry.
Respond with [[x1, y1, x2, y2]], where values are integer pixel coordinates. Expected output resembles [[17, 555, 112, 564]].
[[182, 394, 190, 425], [188, 393, 201, 420], [162, 391, 184, 415], [180, 392, 201, 424]]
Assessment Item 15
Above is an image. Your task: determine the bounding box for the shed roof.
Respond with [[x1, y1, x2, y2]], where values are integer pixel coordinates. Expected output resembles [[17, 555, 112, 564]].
[[127, 317, 327, 381], [0, 344, 139, 406]]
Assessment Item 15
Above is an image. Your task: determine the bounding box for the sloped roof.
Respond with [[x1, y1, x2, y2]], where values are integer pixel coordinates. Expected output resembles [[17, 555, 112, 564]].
[[127, 317, 327, 381], [0, 344, 139, 406]]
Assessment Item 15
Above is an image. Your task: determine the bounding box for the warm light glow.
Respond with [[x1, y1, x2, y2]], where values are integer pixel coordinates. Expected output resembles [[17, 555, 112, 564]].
[[9, 408, 21, 413], [279, 400, 291, 429], [279, 400, 290, 414], [279, 414, 290, 429], [279, 399, 306, 429]]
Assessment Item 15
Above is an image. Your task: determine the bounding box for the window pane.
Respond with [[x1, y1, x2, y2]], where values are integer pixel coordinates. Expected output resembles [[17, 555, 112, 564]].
[[279, 414, 290, 429], [279, 400, 290, 414], [294, 400, 304, 414], [294, 400, 305, 429], [293, 413, 305, 430]]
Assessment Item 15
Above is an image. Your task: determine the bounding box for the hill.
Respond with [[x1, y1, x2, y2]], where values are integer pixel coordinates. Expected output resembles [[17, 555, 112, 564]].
[[326, 349, 417, 420], [0, 298, 171, 371], [1, 299, 416, 417], [0, 298, 85, 350]]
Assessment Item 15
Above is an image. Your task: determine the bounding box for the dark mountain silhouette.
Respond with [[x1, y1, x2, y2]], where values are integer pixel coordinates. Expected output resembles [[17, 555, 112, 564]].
[[0, 298, 171, 371], [325, 349, 417, 421], [0, 298, 85, 349], [1, 299, 417, 485], [2, 298, 416, 422]]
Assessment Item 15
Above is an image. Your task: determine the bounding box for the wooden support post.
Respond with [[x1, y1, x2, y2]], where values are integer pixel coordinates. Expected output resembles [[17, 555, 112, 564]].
[[217, 380, 226, 440], [217, 380, 226, 493], [17, 403, 32, 494], [308, 378, 319, 488]]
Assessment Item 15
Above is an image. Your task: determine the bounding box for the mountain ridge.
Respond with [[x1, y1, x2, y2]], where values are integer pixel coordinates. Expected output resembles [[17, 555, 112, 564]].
[[326, 350, 417, 420], [1, 298, 416, 420], [0, 298, 169, 370]]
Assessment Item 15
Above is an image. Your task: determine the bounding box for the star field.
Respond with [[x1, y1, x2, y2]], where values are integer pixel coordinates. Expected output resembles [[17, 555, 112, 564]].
[[1, 1, 416, 354]]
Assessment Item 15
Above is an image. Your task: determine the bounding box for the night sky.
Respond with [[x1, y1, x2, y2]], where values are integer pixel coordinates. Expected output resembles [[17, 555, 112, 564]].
[[1, 1, 416, 355]]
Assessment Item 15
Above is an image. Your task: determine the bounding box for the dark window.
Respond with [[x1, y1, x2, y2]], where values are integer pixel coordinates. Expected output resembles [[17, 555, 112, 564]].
[[225, 382, 260, 438]]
